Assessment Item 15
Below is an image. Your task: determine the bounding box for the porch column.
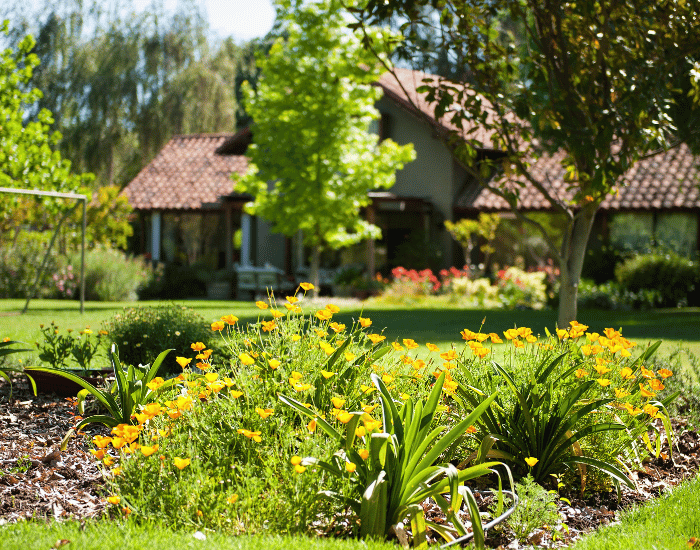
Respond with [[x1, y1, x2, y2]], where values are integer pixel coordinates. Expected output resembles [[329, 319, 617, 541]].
[[241, 213, 252, 266], [151, 212, 161, 262]]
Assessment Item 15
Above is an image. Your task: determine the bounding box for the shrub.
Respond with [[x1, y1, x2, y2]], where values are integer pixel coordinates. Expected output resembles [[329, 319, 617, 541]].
[[104, 305, 212, 374], [615, 251, 700, 308], [577, 279, 660, 310], [0, 232, 58, 299], [137, 263, 205, 299], [66, 247, 152, 301], [495, 266, 548, 310]]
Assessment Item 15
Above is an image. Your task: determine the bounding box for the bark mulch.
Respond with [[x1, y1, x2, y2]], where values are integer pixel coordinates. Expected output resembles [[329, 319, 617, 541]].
[[1, 376, 699, 548]]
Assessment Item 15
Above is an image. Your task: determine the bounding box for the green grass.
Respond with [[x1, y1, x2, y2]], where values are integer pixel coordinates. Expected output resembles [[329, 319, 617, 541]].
[[570, 473, 700, 550], [3, 299, 700, 364], [0, 521, 398, 550]]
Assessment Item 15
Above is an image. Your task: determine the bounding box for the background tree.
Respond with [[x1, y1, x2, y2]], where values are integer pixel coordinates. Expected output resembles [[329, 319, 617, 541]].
[[236, 0, 415, 296], [0, 20, 92, 230], [355, 0, 700, 325], [444, 213, 499, 275], [2, 0, 274, 190]]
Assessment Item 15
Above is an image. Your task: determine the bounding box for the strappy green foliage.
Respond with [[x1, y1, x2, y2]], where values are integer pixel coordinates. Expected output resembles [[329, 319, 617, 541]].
[[281, 371, 511, 548], [26, 344, 175, 428]]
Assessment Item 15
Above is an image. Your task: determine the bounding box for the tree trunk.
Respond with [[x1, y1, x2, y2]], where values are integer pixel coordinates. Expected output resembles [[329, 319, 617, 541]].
[[557, 204, 598, 327], [310, 245, 321, 299]]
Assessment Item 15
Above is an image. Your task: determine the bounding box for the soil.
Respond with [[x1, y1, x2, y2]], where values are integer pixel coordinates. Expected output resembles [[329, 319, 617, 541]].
[[1, 375, 699, 548]]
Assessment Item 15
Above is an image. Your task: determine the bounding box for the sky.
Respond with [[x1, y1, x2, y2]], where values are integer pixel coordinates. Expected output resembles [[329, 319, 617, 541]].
[[133, 0, 277, 42]]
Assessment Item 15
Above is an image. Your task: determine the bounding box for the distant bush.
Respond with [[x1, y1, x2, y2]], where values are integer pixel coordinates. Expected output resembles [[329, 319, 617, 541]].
[[615, 252, 699, 308], [137, 263, 206, 299], [0, 232, 58, 299], [104, 304, 213, 374], [63, 247, 153, 301]]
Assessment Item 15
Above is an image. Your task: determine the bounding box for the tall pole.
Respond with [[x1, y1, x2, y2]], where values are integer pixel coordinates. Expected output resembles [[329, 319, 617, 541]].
[[80, 197, 86, 314]]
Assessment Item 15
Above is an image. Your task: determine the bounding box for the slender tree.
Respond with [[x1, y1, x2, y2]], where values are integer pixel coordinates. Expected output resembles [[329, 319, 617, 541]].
[[236, 0, 415, 296]]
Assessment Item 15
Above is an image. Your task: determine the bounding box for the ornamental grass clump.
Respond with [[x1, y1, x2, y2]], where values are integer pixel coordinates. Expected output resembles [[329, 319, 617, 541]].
[[451, 321, 678, 493]]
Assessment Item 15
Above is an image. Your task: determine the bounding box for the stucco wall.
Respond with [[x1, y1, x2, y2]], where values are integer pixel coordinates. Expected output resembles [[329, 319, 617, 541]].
[[376, 96, 460, 267]]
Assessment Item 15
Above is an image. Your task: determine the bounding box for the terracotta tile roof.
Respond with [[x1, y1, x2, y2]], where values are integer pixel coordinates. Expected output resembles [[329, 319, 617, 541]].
[[458, 143, 700, 212], [376, 68, 501, 147], [123, 133, 249, 210]]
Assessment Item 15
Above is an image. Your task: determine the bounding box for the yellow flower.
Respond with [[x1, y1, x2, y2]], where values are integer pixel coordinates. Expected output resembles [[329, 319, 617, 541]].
[[337, 411, 354, 424], [363, 418, 382, 432], [142, 403, 163, 417], [620, 367, 635, 380], [525, 457, 538, 467], [107, 495, 121, 505], [344, 352, 356, 362], [173, 457, 191, 470], [330, 322, 346, 333], [261, 320, 277, 332], [367, 334, 386, 344], [191, 342, 206, 352], [355, 426, 367, 437], [440, 350, 457, 361], [291, 456, 303, 465], [269, 359, 281, 370], [596, 378, 611, 387], [319, 341, 336, 355], [649, 379, 665, 391], [255, 301, 269, 310], [643, 403, 660, 417], [294, 464, 306, 473], [346, 462, 357, 473], [489, 333, 503, 344], [140, 444, 158, 457], [237, 429, 262, 442], [89, 449, 106, 460], [391, 342, 404, 352], [472, 346, 489, 359], [360, 384, 376, 395], [330, 396, 346, 409], [307, 419, 317, 433], [211, 321, 225, 331], [658, 368, 673, 379], [639, 384, 656, 398], [556, 328, 569, 340], [362, 403, 378, 413], [382, 374, 394, 384], [426, 342, 439, 352], [227, 494, 239, 504], [239, 353, 255, 366], [146, 377, 165, 391], [270, 309, 284, 319], [221, 314, 238, 325], [292, 334, 301, 342], [503, 328, 519, 340], [517, 327, 533, 338], [256, 407, 274, 419], [512, 339, 524, 349], [316, 309, 332, 321], [92, 435, 112, 449], [314, 329, 328, 337], [593, 364, 612, 376], [460, 329, 478, 341], [403, 338, 419, 349], [286, 295, 299, 304], [614, 387, 631, 399], [299, 282, 314, 291], [358, 449, 370, 460], [103, 456, 115, 466], [176, 357, 191, 368], [358, 317, 372, 328], [325, 304, 340, 313]]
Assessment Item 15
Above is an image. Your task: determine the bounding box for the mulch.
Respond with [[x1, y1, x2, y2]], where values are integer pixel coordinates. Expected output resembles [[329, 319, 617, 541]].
[[1, 375, 699, 548]]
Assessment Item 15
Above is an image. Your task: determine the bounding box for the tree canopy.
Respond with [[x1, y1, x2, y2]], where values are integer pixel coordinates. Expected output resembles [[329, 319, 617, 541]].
[[0, 20, 92, 232], [2, 0, 272, 189], [236, 0, 415, 294], [354, 0, 700, 324]]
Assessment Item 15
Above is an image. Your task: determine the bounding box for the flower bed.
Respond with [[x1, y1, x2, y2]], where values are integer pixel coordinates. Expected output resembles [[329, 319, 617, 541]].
[[43, 284, 677, 547]]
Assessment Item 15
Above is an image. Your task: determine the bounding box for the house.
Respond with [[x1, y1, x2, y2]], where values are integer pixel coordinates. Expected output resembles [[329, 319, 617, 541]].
[[123, 68, 700, 297]]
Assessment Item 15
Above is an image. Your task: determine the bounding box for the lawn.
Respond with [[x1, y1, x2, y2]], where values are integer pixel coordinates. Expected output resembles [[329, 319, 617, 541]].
[[3, 298, 700, 364]]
